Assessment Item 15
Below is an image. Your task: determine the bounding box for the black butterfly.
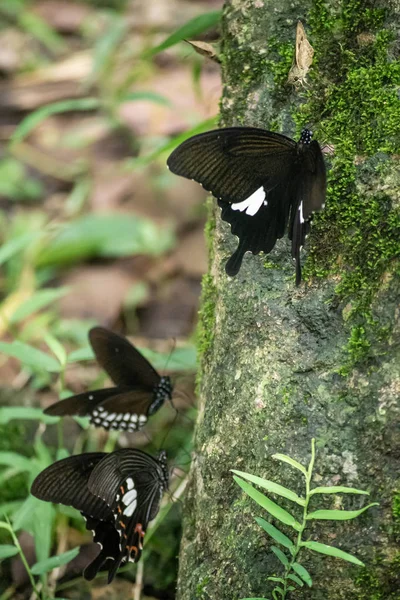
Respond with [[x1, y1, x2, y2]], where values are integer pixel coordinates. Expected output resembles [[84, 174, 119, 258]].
[[31, 448, 169, 583], [44, 327, 173, 431], [167, 127, 326, 284]]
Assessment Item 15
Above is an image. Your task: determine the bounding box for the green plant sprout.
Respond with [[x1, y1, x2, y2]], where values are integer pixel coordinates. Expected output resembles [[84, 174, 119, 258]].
[[232, 439, 378, 600]]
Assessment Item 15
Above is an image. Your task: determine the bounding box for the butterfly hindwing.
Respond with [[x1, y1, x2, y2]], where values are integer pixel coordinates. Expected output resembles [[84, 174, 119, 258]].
[[82, 514, 120, 581], [87, 449, 168, 582]]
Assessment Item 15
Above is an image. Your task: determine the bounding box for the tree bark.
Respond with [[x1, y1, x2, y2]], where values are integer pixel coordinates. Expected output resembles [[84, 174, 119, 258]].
[[176, 1, 400, 599]]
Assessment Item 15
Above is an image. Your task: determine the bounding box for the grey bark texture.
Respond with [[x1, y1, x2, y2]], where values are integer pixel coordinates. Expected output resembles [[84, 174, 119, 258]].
[[176, 1, 400, 599]]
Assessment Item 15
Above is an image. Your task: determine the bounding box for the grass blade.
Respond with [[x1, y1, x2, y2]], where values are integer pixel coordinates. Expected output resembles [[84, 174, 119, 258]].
[[9, 288, 69, 325], [301, 541, 364, 566], [233, 477, 302, 531], [306, 504, 378, 521], [10, 98, 100, 145], [0, 407, 58, 425], [255, 518, 294, 551], [0, 341, 61, 372], [143, 11, 221, 58]]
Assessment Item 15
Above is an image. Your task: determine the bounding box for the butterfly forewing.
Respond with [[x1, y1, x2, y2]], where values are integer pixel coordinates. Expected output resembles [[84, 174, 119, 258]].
[[44, 388, 121, 417], [167, 127, 297, 204], [31, 453, 112, 521], [89, 327, 160, 389]]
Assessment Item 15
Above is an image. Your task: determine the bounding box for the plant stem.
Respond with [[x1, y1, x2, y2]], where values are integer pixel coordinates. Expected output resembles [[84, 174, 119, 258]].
[[280, 439, 315, 599], [2, 520, 42, 599]]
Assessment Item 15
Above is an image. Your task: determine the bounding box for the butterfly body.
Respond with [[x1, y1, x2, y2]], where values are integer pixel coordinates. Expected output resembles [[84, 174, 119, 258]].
[[44, 327, 173, 431], [31, 449, 169, 582], [167, 127, 326, 283]]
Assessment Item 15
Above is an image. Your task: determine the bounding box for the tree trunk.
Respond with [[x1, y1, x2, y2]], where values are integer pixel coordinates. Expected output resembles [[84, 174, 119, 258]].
[[176, 1, 400, 599]]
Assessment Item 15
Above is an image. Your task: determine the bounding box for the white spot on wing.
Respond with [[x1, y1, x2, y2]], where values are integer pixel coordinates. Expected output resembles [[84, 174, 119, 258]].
[[126, 478, 134, 490], [231, 187, 265, 216], [106, 413, 117, 421], [299, 201, 304, 224], [122, 488, 137, 516]]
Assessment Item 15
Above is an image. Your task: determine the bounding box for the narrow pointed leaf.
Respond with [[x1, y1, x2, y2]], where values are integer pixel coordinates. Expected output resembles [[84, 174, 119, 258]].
[[301, 541, 364, 566], [287, 573, 304, 587], [267, 577, 285, 583], [31, 547, 80, 574], [273, 588, 284, 598], [271, 453, 307, 476], [292, 562, 312, 587], [0, 407, 58, 425], [9, 288, 68, 325], [143, 11, 221, 57], [307, 504, 378, 521], [0, 545, 18, 559], [11, 98, 100, 145], [310, 486, 369, 496], [270, 545, 289, 567], [233, 477, 302, 531], [231, 470, 305, 506], [0, 341, 61, 372], [255, 518, 294, 551]]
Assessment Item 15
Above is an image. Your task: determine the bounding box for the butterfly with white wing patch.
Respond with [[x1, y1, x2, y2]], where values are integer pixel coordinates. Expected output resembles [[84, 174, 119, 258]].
[[167, 126, 326, 284], [31, 448, 169, 583], [44, 327, 173, 432]]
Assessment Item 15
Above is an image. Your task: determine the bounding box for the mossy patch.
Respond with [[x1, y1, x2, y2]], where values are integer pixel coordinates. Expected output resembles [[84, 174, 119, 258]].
[[264, 2, 400, 376]]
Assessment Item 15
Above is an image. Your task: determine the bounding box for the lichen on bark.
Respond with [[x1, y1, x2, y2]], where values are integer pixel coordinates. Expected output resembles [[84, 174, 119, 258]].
[[176, 1, 400, 599]]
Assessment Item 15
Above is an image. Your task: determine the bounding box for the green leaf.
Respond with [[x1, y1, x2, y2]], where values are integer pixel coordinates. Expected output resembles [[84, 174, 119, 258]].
[[0, 544, 18, 560], [271, 453, 307, 476], [233, 477, 302, 531], [67, 346, 95, 363], [0, 341, 61, 372], [0, 452, 35, 472], [13, 496, 39, 531], [0, 501, 24, 517], [126, 116, 217, 168], [119, 91, 171, 106], [0, 232, 42, 266], [144, 11, 221, 57], [91, 16, 126, 81], [18, 11, 66, 53], [272, 587, 284, 598], [36, 213, 175, 267], [292, 562, 312, 587], [306, 504, 379, 521], [44, 334, 67, 366], [0, 407, 59, 425], [10, 98, 100, 146], [231, 470, 305, 506], [267, 577, 285, 583], [270, 545, 289, 567], [255, 518, 294, 551], [9, 288, 69, 324], [301, 541, 364, 566], [32, 501, 55, 564], [287, 573, 304, 587], [31, 547, 80, 574], [309, 486, 369, 496]]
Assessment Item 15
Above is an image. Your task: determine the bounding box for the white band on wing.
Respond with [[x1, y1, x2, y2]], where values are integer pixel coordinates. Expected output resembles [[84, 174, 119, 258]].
[[231, 187, 266, 216]]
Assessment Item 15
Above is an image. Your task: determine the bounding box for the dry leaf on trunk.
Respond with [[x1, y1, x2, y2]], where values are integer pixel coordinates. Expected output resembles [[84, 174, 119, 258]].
[[287, 21, 314, 88]]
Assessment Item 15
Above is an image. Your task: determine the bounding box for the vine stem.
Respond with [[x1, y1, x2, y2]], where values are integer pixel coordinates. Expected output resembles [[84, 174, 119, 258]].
[[0, 520, 43, 599], [280, 439, 315, 600]]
